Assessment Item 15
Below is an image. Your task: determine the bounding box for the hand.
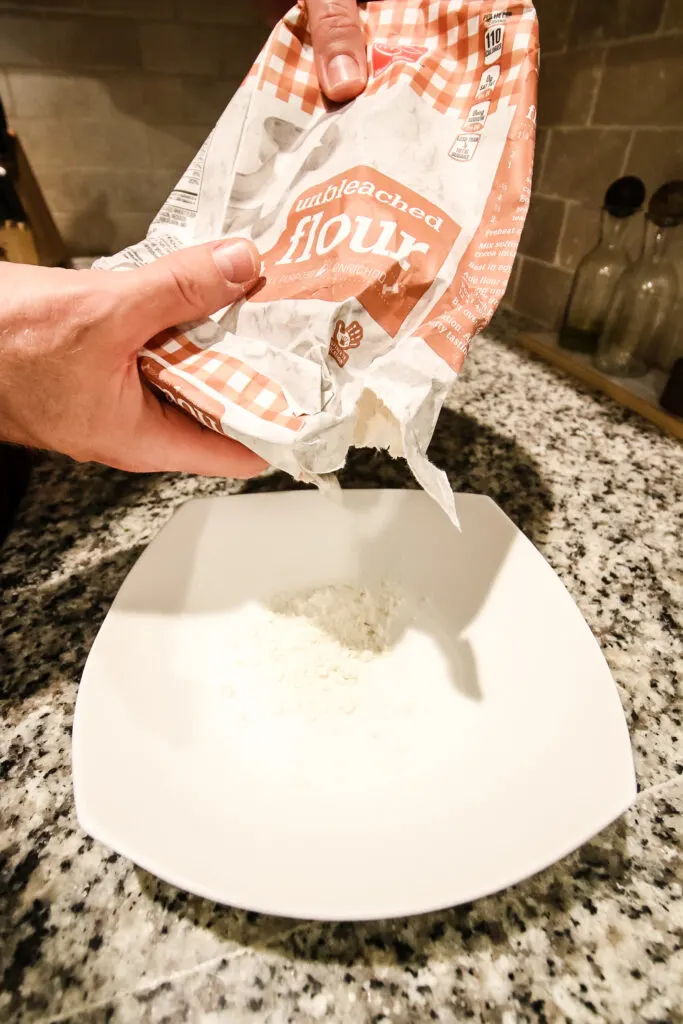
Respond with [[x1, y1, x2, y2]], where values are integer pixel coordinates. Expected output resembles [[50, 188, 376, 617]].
[[332, 318, 363, 350], [258, 0, 368, 103], [0, 240, 268, 478]]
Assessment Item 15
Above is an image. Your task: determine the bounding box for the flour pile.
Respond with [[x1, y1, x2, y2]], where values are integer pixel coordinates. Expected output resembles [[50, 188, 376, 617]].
[[220, 582, 407, 721]]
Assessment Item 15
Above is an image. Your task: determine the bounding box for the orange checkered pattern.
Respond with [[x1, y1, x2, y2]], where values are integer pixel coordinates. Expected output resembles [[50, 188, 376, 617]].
[[145, 332, 304, 433], [255, 0, 537, 119], [257, 6, 320, 115]]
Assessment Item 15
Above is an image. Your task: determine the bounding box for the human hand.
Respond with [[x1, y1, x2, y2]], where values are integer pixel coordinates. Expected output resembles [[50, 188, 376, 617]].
[[257, 0, 368, 102], [0, 241, 268, 478]]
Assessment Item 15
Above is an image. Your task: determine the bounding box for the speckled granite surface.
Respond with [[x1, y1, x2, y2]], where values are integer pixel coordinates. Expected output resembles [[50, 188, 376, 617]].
[[1, 313, 682, 1023]]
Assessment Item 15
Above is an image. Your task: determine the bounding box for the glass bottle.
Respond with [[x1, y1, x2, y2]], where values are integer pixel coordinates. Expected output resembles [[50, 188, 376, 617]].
[[594, 182, 683, 378], [559, 176, 645, 354]]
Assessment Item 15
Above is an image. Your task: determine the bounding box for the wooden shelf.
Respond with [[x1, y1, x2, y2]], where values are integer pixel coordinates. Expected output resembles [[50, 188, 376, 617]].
[[516, 330, 683, 441]]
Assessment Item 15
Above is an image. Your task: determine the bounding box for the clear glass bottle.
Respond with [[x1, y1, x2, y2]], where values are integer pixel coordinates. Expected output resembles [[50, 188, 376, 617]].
[[595, 182, 683, 378], [559, 176, 645, 354]]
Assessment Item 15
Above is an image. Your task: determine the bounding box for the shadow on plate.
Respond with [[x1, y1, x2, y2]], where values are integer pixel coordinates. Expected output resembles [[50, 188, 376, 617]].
[[101, 406, 556, 720], [227, 407, 556, 704], [1, 409, 553, 715]]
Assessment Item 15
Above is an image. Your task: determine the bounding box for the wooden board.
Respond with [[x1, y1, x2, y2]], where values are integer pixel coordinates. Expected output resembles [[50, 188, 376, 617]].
[[7, 129, 68, 267], [0, 221, 39, 264], [517, 330, 683, 441]]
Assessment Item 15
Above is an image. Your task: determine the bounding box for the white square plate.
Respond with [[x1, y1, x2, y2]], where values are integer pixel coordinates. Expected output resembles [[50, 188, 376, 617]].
[[73, 491, 635, 920]]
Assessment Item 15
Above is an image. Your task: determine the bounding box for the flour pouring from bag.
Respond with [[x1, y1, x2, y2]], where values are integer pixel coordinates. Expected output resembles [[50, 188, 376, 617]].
[[96, 0, 538, 523]]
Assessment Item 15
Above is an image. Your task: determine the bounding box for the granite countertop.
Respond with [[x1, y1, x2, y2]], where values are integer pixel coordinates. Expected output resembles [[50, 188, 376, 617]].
[[1, 312, 682, 1023]]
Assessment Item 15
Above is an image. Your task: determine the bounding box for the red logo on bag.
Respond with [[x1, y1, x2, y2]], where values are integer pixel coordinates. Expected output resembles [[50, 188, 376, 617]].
[[329, 319, 363, 368], [372, 42, 427, 77]]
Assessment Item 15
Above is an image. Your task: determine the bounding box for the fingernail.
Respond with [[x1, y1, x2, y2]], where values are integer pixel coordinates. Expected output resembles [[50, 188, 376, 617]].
[[213, 240, 259, 284], [326, 54, 363, 92]]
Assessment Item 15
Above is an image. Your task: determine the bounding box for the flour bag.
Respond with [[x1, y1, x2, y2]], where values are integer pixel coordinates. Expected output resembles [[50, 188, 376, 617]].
[[96, 0, 538, 522]]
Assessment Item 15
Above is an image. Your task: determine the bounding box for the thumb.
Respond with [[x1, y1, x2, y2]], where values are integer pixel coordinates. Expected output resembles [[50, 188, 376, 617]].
[[307, 0, 368, 103], [117, 238, 261, 342]]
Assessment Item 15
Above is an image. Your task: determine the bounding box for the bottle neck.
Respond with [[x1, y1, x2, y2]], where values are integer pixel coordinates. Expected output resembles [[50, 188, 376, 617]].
[[641, 217, 670, 263], [600, 210, 630, 249]]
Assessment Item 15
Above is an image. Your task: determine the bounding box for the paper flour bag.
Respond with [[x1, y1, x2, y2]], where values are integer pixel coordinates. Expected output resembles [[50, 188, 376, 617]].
[[96, 0, 538, 522]]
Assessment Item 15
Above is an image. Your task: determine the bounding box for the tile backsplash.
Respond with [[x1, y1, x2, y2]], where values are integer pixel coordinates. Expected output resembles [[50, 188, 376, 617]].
[[505, 0, 683, 329], [0, 0, 681, 330], [0, 0, 268, 255]]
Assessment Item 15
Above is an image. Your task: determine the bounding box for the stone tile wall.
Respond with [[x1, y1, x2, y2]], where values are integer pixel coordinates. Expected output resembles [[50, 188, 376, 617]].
[[0, 0, 267, 255]]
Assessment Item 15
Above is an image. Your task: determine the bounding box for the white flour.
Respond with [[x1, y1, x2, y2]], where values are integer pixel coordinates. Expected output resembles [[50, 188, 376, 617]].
[[205, 578, 473, 787], [221, 581, 407, 722]]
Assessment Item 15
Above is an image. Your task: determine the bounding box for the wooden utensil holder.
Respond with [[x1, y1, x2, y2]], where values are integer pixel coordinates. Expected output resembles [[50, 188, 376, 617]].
[[1, 129, 67, 267]]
